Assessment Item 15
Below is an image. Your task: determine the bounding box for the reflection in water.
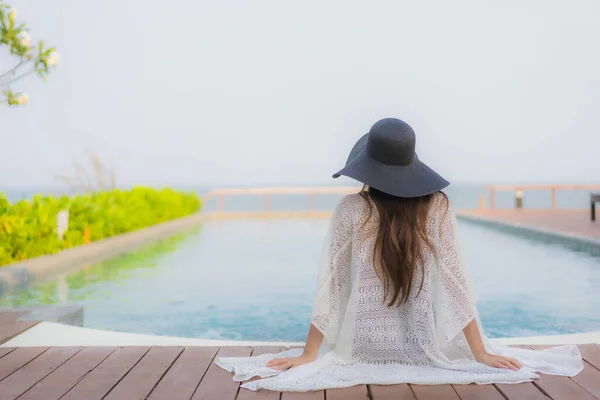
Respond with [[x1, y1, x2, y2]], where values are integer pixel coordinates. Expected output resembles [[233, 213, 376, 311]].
[[0, 231, 194, 307], [57, 274, 69, 304]]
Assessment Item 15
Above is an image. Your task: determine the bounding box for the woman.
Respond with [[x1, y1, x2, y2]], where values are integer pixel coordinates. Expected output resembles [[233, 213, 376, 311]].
[[217, 118, 583, 391]]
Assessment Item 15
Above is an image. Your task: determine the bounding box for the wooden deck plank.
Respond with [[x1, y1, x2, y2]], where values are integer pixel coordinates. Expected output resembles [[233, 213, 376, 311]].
[[103, 346, 184, 400], [191, 346, 253, 400], [533, 374, 596, 400], [60, 346, 150, 400], [325, 385, 369, 400], [494, 383, 549, 400], [451, 384, 505, 400], [370, 384, 416, 399], [410, 385, 460, 400], [281, 391, 325, 400], [147, 347, 218, 400], [0, 346, 80, 400], [0, 321, 39, 344], [570, 361, 600, 400], [581, 344, 600, 370], [0, 311, 27, 324], [0, 349, 15, 359], [0, 347, 48, 381], [529, 345, 596, 400], [18, 347, 116, 400], [236, 346, 282, 400]]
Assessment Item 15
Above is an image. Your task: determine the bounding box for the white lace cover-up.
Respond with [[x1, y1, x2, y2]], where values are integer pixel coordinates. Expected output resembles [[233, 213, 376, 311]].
[[216, 193, 583, 392]]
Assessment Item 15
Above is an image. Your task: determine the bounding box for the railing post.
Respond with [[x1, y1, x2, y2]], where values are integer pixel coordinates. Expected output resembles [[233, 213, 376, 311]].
[[217, 193, 224, 213], [479, 196, 486, 211], [551, 188, 556, 209], [515, 189, 524, 209], [490, 189, 496, 211]]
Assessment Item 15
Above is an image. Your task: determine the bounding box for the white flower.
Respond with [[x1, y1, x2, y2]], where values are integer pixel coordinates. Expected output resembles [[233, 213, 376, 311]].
[[18, 31, 32, 49], [46, 51, 60, 66], [8, 8, 17, 23], [17, 94, 28, 105]]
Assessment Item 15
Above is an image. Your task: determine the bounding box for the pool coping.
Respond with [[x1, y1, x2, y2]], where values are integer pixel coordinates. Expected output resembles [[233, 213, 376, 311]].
[[0, 213, 205, 297], [3, 321, 600, 347], [456, 211, 600, 249]]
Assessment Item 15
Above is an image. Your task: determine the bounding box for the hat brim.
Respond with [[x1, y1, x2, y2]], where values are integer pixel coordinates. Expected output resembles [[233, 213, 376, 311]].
[[332, 143, 449, 198], [340, 133, 368, 168]]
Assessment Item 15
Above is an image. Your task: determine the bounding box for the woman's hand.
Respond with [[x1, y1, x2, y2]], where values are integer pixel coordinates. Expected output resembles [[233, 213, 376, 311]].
[[475, 352, 522, 371], [266, 353, 316, 370], [462, 319, 522, 372]]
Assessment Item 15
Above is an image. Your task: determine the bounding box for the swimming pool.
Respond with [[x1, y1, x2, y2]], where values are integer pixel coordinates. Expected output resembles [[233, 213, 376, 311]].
[[1, 218, 599, 341]]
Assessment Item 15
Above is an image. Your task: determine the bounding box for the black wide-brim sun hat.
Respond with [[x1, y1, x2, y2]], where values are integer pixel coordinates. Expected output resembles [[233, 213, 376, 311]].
[[333, 118, 449, 198]]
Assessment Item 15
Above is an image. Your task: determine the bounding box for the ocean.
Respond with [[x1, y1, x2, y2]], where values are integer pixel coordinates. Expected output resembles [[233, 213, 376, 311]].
[[0, 184, 594, 211]]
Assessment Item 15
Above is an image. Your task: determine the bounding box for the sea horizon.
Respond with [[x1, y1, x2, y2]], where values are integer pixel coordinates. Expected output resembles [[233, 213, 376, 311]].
[[1, 182, 596, 211]]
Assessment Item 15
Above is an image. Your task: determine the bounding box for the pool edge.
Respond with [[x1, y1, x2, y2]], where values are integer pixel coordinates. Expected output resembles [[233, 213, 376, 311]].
[[456, 211, 600, 248], [2, 321, 599, 348]]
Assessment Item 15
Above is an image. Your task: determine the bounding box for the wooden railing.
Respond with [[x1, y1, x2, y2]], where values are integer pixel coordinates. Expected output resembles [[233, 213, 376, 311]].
[[486, 184, 600, 210], [202, 184, 600, 214], [203, 186, 361, 213]]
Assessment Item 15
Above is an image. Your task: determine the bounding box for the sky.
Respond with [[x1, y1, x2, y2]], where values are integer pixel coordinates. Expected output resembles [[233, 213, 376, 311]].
[[1, 0, 599, 188]]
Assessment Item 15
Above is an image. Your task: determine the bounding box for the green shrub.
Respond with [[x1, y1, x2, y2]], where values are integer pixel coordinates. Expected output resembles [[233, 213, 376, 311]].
[[0, 187, 201, 266]]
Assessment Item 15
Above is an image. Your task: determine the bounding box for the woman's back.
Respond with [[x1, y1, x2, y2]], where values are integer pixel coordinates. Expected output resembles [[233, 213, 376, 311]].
[[312, 192, 475, 365]]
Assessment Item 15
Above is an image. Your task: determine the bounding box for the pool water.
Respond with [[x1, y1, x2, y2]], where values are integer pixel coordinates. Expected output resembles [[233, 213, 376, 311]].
[[2, 219, 600, 341]]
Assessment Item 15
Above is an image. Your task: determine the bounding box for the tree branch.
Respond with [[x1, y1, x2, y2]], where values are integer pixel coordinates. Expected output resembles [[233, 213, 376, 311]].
[[0, 59, 30, 80], [0, 67, 36, 87]]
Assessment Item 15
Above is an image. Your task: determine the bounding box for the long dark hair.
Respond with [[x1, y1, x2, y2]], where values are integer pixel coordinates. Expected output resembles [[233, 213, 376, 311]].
[[360, 186, 448, 307]]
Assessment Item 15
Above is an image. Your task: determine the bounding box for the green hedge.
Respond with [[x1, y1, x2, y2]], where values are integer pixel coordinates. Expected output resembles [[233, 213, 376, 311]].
[[0, 187, 201, 266]]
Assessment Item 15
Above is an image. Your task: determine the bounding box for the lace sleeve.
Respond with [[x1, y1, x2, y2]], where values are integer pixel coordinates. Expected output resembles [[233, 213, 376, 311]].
[[434, 197, 478, 343], [310, 195, 355, 346]]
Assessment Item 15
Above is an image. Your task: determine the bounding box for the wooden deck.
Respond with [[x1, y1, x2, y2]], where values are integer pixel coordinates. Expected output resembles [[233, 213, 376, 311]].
[[0, 312, 39, 348], [0, 344, 598, 399], [458, 209, 600, 241]]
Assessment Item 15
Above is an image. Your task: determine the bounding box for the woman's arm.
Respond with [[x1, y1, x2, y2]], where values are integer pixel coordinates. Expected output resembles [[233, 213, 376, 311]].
[[302, 323, 324, 359], [266, 324, 324, 370], [463, 318, 522, 371], [462, 318, 486, 356]]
